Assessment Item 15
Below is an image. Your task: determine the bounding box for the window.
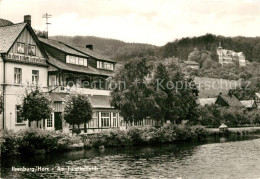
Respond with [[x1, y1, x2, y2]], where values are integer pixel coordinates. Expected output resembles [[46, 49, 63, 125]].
[[17, 42, 25, 54], [66, 55, 88, 66], [88, 112, 98, 128], [97, 61, 114, 71], [47, 117, 53, 127], [70, 56, 76, 64], [16, 105, 22, 123], [28, 44, 36, 56], [84, 58, 88, 66], [101, 112, 110, 127], [78, 58, 84, 66], [14, 68, 22, 84], [113, 112, 117, 127], [32, 70, 39, 84]]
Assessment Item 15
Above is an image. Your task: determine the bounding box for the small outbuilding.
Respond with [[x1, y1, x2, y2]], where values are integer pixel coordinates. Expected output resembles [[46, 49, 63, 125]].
[[219, 123, 228, 133]]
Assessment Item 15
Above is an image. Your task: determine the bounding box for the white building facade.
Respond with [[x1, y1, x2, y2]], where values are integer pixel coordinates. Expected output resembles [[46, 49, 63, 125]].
[[0, 16, 49, 131]]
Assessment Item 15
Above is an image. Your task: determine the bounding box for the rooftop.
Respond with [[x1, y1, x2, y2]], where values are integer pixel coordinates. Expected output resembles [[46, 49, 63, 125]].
[[184, 61, 199, 65], [39, 38, 89, 58], [0, 23, 26, 53], [0, 18, 14, 27], [218, 94, 244, 108], [61, 42, 116, 63], [197, 98, 217, 106], [240, 100, 256, 108], [47, 52, 114, 76]]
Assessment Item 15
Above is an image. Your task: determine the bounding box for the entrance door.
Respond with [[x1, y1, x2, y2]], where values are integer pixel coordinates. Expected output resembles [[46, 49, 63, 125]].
[[54, 112, 62, 130]]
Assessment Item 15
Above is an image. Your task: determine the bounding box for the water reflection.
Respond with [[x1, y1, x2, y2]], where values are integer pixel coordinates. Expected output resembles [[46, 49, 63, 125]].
[[1, 136, 260, 179]]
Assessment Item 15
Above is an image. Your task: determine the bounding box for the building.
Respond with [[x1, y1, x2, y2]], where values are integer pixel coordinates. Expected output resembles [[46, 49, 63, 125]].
[[216, 43, 246, 67], [183, 60, 200, 70], [215, 92, 244, 108], [255, 93, 260, 109], [197, 98, 217, 107], [0, 15, 157, 133], [240, 100, 258, 110], [0, 15, 49, 130], [39, 37, 124, 132]]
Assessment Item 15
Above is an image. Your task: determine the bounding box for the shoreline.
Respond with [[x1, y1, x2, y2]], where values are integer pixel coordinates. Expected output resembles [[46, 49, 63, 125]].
[[1, 126, 260, 157]]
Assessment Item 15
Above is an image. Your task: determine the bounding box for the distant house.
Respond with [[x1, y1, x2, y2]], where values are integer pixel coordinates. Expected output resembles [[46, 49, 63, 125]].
[[197, 98, 217, 107], [216, 43, 246, 67], [240, 100, 258, 110], [255, 93, 260, 109], [183, 60, 200, 70], [215, 92, 244, 108]]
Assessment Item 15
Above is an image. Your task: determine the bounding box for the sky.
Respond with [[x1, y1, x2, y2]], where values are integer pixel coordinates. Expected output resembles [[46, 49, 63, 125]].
[[0, 0, 260, 46]]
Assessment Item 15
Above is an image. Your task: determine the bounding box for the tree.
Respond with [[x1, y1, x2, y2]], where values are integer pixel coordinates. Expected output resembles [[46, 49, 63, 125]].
[[253, 43, 260, 63], [153, 63, 200, 124], [111, 58, 158, 124], [64, 93, 92, 133], [34, 29, 48, 39], [20, 86, 52, 128], [188, 48, 201, 62]]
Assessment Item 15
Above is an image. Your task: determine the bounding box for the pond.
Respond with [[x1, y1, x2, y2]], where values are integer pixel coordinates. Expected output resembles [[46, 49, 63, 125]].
[[1, 136, 260, 179]]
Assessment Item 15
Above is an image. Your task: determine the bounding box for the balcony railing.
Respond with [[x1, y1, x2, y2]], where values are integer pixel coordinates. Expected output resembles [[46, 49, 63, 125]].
[[48, 85, 111, 96]]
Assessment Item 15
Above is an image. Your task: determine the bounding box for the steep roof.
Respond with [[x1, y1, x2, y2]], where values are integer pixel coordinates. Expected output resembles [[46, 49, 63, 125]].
[[217, 94, 244, 108], [39, 38, 89, 58], [0, 18, 14, 27], [184, 61, 199, 65], [0, 23, 26, 53], [240, 100, 256, 108], [62, 42, 116, 63], [47, 52, 114, 76]]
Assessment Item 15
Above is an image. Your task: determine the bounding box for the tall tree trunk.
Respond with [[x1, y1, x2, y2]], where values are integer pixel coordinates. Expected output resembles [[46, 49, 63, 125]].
[[84, 121, 87, 133], [43, 119, 45, 129]]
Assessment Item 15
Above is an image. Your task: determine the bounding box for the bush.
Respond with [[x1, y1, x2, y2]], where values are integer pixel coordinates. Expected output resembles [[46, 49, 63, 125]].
[[0, 128, 81, 156], [89, 124, 208, 148], [0, 129, 21, 156], [90, 130, 130, 147]]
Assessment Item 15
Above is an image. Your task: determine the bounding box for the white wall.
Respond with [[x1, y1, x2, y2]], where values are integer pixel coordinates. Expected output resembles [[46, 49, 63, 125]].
[[3, 61, 48, 131]]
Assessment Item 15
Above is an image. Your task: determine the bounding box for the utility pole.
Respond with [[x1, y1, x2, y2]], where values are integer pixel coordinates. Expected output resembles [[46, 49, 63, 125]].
[[42, 13, 52, 39]]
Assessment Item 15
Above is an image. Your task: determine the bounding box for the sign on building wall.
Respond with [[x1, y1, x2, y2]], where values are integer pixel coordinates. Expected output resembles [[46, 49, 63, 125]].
[[5, 53, 46, 65]]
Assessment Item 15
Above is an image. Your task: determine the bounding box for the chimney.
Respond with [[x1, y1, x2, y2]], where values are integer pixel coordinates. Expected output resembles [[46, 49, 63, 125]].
[[86, 45, 93, 51], [24, 15, 31, 26], [228, 90, 232, 97]]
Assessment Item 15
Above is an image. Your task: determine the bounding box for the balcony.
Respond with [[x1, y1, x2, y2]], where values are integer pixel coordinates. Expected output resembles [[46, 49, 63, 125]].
[[49, 85, 111, 96]]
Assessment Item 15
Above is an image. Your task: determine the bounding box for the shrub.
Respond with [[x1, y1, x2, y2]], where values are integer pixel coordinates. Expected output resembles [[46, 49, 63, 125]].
[[0, 129, 21, 156], [90, 130, 130, 147], [0, 128, 81, 156], [89, 124, 208, 148]]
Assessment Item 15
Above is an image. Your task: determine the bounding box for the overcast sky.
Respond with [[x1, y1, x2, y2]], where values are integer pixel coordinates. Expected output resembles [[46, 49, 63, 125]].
[[0, 0, 260, 46]]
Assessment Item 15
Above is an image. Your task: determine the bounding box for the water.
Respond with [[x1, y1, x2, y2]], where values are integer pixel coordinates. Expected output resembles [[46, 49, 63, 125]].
[[1, 136, 260, 179]]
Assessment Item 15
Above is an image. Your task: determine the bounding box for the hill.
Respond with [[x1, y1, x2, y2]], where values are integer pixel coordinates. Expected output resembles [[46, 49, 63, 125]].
[[50, 34, 260, 65], [160, 34, 260, 63], [50, 35, 158, 63]]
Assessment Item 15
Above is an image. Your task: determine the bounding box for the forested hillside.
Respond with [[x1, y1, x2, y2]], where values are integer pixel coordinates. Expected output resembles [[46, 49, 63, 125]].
[[50, 35, 158, 63], [50, 34, 260, 64], [161, 34, 260, 63]]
